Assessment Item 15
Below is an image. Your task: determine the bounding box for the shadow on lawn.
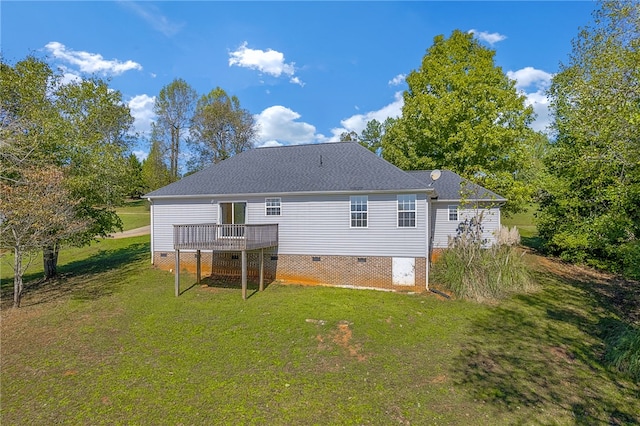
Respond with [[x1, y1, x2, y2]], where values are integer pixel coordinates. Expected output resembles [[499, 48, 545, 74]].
[[195, 275, 273, 299], [7, 242, 150, 307], [454, 257, 640, 424]]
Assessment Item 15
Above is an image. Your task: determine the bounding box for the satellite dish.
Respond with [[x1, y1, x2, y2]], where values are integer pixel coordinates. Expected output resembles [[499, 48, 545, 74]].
[[430, 169, 441, 181]]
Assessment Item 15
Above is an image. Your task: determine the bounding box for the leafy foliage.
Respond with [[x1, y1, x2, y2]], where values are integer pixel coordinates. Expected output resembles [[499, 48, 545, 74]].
[[141, 140, 172, 192], [382, 30, 539, 214], [187, 87, 257, 172], [538, 0, 640, 278], [339, 118, 394, 155], [151, 78, 197, 179], [0, 167, 88, 306], [0, 55, 134, 280]]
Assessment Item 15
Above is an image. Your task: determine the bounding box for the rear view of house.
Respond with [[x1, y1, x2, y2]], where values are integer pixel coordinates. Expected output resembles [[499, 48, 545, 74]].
[[145, 142, 505, 294]]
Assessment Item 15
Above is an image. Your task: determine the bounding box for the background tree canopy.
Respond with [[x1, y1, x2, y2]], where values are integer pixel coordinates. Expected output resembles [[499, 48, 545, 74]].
[[382, 29, 539, 214], [538, 0, 640, 278], [1, 55, 135, 299]]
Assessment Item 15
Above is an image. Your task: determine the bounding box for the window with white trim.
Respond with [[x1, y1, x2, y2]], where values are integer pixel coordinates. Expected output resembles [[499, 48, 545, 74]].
[[350, 196, 368, 228], [397, 194, 416, 227], [265, 198, 281, 216], [448, 205, 458, 221]]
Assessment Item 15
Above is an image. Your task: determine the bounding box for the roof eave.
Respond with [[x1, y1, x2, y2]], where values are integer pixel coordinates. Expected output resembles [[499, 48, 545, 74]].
[[146, 187, 436, 200]]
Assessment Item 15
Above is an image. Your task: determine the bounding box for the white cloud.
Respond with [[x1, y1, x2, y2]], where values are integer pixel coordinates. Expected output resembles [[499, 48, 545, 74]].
[[128, 94, 156, 135], [329, 91, 404, 140], [133, 150, 148, 162], [507, 67, 552, 91], [388, 74, 406, 86], [60, 70, 82, 85], [119, 2, 184, 37], [507, 67, 554, 133], [254, 106, 321, 145], [229, 42, 303, 85], [258, 140, 283, 148], [45, 41, 142, 76], [468, 29, 507, 45]]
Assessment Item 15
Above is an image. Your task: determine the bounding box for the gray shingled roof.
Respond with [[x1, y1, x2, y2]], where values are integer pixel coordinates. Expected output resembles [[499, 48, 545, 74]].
[[408, 170, 506, 202], [145, 142, 430, 197]]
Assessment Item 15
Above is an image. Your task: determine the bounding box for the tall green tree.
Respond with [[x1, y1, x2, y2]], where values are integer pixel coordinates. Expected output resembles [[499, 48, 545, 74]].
[[1, 56, 134, 279], [124, 153, 145, 198], [382, 30, 538, 213], [152, 78, 197, 179], [142, 139, 172, 192], [187, 87, 257, 172], [538, 0, 640, 277]]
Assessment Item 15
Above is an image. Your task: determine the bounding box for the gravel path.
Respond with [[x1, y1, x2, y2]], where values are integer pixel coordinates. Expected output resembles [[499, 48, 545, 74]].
[[106, 225, 151, 239]]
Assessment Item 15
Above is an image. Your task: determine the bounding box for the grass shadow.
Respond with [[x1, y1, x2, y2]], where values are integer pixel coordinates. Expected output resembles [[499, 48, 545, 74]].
[[453, 256, 640, 424], [521, 235, 544, 252], [197, 275, 273, 299], [2, 242, 150, 308]]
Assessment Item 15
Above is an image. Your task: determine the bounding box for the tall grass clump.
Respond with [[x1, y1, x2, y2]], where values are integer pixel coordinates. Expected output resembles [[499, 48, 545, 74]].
[[602, 321, 640, 381], [432, 220, 533, 302]]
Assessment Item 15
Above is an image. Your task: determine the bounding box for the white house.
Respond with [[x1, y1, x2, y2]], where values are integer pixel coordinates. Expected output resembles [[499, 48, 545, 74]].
[[144, 142, 505, 297]]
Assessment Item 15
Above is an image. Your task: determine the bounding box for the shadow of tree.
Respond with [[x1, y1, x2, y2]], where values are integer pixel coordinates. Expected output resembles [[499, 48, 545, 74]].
[[2, 242, 150, 308], [453, 258, 640, 424]]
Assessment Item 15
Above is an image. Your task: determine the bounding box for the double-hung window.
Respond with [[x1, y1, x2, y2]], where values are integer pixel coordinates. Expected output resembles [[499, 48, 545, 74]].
[[448, 205, 458, 221], [265, 198, 281, 216], [397, 194, 416, 227], [350, 196, 368, 228]]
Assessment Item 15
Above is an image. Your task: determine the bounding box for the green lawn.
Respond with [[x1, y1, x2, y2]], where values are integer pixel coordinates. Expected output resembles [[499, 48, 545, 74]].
[[115, 198, 150, 231], [2, 236, 639, 424], [502, 204, 542, 250]]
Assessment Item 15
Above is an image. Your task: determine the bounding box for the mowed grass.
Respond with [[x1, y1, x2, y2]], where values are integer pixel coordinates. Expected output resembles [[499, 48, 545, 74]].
[[115, 198, 150, 231], [2, 236, 639, 424], [503, 204, 543, 250]]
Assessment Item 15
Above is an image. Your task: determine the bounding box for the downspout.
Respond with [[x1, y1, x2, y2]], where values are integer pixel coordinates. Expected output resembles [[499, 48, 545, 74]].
[[425, 194, 430, 291], [148, 198, 154, 264]]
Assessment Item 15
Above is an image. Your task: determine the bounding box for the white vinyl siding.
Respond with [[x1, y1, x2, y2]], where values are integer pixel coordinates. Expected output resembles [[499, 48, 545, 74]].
[[151, 198, 217, 251], [431, 202, 501, 248], [151, 193, 428, 258], [350, 196, 368, 228], [247, 193, 427, 257]]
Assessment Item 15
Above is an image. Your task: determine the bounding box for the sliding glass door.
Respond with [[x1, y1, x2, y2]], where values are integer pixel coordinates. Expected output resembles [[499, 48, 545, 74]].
[[220, 202, 246, 237]]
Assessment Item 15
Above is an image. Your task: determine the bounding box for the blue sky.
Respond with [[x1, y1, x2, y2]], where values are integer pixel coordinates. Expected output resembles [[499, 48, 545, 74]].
[[2, 1, 596, 160]]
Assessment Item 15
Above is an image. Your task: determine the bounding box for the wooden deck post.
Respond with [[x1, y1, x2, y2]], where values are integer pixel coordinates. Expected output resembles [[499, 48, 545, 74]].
[[174, 249, 180, 297], [259, 248, 264, 291], [196, 250, 201, 284], [241, 250, 247, 300]]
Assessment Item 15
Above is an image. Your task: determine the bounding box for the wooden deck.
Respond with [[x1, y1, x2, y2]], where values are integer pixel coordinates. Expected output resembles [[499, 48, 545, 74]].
[[172, 223, 278, 299], [173, 223, 278, 251]]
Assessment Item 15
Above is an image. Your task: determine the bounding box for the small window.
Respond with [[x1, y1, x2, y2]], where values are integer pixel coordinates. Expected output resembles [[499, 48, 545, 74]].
[[350, 196, 368, 228], [448, 205, 459, 221], [397, 194, 416, 227], [265, 198, 281, 216]]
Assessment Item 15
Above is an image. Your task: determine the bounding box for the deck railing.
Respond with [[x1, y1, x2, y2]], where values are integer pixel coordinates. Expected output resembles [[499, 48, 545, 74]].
[[173, 224, 278, 251]]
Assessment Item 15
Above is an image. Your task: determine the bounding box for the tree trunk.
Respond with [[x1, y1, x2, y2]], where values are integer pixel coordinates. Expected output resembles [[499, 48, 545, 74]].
[[14, 247, 23, 308], [43, 242, 59, 280]]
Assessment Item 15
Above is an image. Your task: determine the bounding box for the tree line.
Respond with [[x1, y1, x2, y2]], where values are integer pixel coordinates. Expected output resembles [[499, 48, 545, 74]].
[[1, 0, 637, 308], [0, 58, 257, 306], [133, 80, 257, 195], [344, 1, 639, 279]]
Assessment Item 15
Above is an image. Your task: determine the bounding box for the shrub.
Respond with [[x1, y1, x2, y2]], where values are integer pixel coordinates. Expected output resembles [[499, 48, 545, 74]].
[[432, 224, 533, 302]]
